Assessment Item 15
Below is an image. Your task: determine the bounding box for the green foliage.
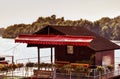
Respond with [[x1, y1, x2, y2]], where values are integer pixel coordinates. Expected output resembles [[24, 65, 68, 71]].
[[2, 15, 120, 40], [26, 62, 35, 67], [89, 54, 95, 65], [96, 66, 104, 72], [107, 65, 113, 71], [74, 66, 84, 72]]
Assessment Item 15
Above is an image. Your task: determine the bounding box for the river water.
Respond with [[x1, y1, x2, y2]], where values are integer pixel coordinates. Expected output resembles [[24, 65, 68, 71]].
[[0, 37, 120, 68], [0, 37, 52, 63]]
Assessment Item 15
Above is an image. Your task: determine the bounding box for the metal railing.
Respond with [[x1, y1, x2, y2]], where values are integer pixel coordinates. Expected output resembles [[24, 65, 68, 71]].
[[1, 65, 120, 79], [15, 55, 52, 64], [55, 69, 120, 79], [5, 56, 120, 79]]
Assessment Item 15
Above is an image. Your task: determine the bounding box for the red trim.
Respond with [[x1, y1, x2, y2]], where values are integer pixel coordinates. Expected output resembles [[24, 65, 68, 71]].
[[15, 34, 94, 46]]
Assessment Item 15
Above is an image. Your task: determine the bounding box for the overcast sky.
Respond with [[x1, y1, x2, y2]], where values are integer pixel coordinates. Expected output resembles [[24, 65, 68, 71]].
[[0, 0, 120, 28]]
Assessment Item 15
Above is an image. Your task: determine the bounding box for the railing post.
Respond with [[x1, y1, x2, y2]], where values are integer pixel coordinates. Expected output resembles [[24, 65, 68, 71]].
[[12, 56, 14, 64], [93, 69, 96, 79], [53, 67, 56, 79], [69, 70, 71, 79], [106, 69, 108, 79], [117, 66, 120, 76]]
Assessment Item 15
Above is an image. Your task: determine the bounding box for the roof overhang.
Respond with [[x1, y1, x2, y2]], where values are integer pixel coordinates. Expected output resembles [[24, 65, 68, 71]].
[[15, 34, 94, 46]]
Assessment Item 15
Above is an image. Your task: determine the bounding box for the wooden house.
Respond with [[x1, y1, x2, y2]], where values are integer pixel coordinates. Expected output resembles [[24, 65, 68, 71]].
[[15, 25, 120, 66]]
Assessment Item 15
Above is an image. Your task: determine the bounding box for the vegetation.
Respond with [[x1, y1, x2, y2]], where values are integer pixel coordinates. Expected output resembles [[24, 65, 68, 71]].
[[2, 15, 120, 40], [0, 28, 5, 36]]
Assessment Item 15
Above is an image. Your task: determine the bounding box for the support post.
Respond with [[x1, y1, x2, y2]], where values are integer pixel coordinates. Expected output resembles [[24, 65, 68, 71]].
[[38, 47, 40, 70], [51, 47, 53, 64], [12, 56, 14, 64]]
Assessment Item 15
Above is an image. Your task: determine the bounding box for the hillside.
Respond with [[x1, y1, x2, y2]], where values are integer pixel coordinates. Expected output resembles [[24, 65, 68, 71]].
[[0, 28, 5, 36], [2, 15, 120, 40]]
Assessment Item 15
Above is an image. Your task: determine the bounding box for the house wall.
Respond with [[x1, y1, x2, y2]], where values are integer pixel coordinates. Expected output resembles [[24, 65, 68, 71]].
[[35, 26, 115, 66], [95, 50, 114, 66], [55, 46, 95, 63]]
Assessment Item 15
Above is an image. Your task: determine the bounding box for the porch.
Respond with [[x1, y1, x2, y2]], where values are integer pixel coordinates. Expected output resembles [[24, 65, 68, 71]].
[[0, 62, 120, 79]]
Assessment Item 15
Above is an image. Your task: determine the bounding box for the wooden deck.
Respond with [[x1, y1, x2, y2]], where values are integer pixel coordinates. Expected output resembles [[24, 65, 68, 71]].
[[21, 75, 120, 79], [21, 72, 120, 79], [1, 66, 120, 79]]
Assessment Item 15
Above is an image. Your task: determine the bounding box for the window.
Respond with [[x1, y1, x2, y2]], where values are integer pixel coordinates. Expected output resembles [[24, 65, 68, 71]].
[[67, 46, 74, 54]]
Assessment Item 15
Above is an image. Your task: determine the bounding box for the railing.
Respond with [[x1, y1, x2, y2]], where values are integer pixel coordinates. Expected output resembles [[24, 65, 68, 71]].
[[86, 69, 120, 79], [55, 69, 120, 79], [1, 65, 120, 79], [15, 55, 53, 64], [12, 56, 120, 71], [0, 55, 54, 78], [3, 56, 120, 79]]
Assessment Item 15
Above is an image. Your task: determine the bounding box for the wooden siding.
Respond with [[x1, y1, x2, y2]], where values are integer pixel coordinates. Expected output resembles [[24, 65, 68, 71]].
[[32, 25, 119, 66], [55, 46, 95, 63], [96, 50, 114, 65]]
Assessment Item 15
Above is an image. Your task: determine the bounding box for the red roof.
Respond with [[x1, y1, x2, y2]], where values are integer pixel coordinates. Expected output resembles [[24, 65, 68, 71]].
[[15, 34, 93, 46]]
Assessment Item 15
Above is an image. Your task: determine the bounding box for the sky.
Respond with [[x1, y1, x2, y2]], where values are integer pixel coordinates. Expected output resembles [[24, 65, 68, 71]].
[[0, 0, 120, 28]]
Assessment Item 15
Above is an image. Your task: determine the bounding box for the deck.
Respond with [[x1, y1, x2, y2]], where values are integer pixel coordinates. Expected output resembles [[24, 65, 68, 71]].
[[1, 67, 120, 79], [1, 57, 120, 79]]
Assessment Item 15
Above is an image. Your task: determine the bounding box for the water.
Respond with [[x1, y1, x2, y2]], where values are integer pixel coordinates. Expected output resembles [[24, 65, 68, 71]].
[[0, 37, 52, 64], [113, 41, 120, 69], [0, 37, 120, 68]]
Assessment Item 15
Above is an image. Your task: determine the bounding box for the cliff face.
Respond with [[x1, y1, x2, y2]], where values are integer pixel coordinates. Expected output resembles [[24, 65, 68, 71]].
[[0, 28, 5, 36]]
